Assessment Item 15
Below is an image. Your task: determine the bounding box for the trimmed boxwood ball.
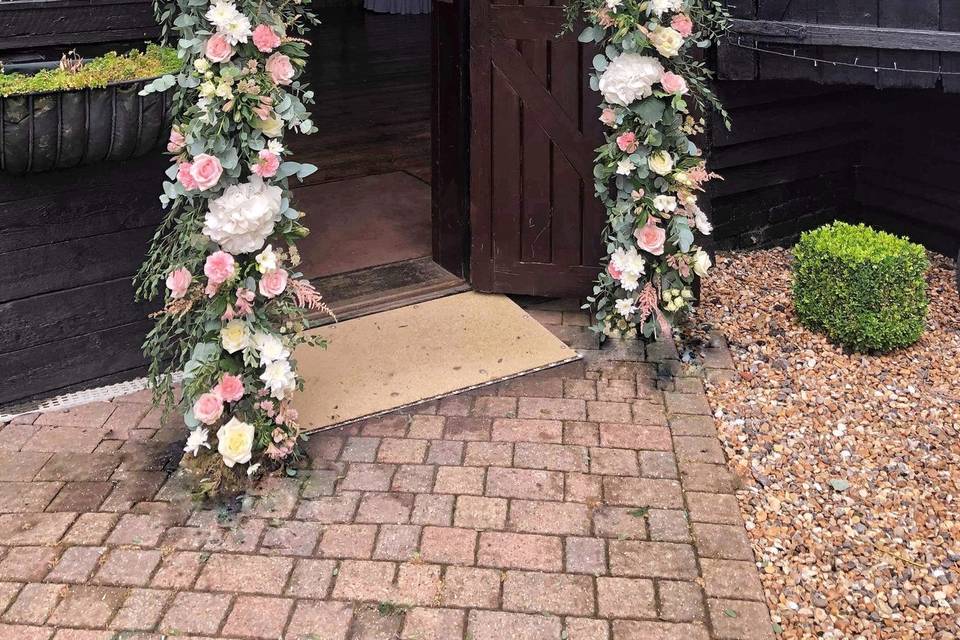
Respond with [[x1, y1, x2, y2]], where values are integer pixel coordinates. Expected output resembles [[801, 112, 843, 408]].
[[792, 222, 929, 353]]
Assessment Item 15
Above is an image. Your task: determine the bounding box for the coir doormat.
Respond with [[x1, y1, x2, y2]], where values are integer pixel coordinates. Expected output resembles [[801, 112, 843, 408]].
[[293, 291, 580, 432]]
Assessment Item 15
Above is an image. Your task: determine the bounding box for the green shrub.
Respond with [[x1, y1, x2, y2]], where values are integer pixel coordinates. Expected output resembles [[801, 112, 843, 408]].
[[0, 45, 181, 97], [792, 221, 929, 353]]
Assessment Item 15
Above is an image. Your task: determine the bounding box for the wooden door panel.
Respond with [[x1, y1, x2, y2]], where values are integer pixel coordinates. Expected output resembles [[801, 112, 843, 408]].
[[470, 0, 604, 297]]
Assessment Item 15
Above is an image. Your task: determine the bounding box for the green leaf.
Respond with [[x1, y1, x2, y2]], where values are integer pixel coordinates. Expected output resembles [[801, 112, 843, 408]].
[[633, 98, 665, 126], [577, 27, 595, 43], [592, 54, 608, 71]]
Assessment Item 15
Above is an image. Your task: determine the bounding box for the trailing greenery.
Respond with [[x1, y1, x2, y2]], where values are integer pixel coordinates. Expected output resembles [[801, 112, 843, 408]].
[[793, 221, 929, 353], [0, 45, 181, 97]]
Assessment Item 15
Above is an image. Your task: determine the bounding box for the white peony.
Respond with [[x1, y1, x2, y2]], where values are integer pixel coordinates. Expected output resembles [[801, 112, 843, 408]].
[[649, 26, 684, 57], [653, 195, 677, 212], [216, 417, 255, 467], [693, 207, 713, 235], [203, 175, 283, 254], [598, 53, 664, 107], [649, 0, 682, 17], [615, 298, 637, 317], [253, 331, 290, 366], [183, 428, 210, 457], [692, 249, 712, 277], [220, 319, 250, 354], [261, 359, 297, 400]]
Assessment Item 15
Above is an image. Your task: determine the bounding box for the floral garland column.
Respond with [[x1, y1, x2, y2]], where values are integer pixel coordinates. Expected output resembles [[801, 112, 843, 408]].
[[567, 0, 729, 339], [136, 0, 328, 496]]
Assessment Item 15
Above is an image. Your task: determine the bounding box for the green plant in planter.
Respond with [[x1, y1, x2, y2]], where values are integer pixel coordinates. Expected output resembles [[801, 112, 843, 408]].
[[0, 45, 180, 97], [793, 221, 929, 353]]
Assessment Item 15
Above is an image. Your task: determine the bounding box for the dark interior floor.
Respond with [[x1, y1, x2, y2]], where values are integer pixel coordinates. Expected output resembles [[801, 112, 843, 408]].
[[288, 7, 433, 279]]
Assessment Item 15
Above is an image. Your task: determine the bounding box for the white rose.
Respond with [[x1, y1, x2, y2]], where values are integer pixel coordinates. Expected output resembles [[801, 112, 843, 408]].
[[216, 417, 255, 467], [220, 319, 250, 354], [261, 359, 297, 400], [203, 175, 282, 254], [255, 116, 284, 138], [692, 249, 712, 277], [253, 331, 290, 366], [693, 207, 713, 235], [255, 245, 278, 273], [648, 150, 673, 176], [653, 195, 677, 212], [649, 26, 684, 57], [193, 58, 210, 73], [648, 0, 682, 17], [598, 53, 664, 107]]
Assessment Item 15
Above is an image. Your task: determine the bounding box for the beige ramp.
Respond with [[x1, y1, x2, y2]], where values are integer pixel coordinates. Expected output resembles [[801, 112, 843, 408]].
[[293, 291, 580, 431]]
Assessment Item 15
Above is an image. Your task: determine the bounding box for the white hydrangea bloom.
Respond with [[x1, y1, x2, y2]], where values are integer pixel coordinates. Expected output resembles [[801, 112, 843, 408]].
[[598, 53, 663, 107], [203, 176, 283, 254]]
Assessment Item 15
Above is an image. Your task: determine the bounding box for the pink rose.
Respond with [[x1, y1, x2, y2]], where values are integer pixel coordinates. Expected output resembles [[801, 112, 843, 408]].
[[167, 127, 185, 154], [189, 153, 223, 191], [265, 53, 294, 86], [660, 71, 688, 95], [252, 149, 280, 178], [192, 392, 223, 425], [671, 14, 694, 38], [165, 267, 192, 299], [214, 374, 245, 403], [258, 268, 288, 298], [616, 132, 638, 153], [634, 219, 666, 256], [253, 25, 282, 53], [607, 261, 623, 280], [204, 33, 233, 63], [204, 251, 236, 285], [599, 108, 617, 127], [177, 162, 198, 190]]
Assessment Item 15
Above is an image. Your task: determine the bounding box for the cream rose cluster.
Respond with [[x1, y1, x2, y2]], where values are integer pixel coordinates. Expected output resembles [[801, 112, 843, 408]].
[[598, 53, 664, 107], [203, 176, 283, 254]]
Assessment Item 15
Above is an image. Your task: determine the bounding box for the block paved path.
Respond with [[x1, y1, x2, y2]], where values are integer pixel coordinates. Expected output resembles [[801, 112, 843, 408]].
[[0, 305, 773, 640]]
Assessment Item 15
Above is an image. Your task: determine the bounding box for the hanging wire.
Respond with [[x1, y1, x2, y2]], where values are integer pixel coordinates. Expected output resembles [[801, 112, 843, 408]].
[[728, 37, 960, 76]]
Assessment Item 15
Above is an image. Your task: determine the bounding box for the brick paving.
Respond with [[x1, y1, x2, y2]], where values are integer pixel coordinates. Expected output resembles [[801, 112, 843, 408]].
[[0, 303, 773, 639]]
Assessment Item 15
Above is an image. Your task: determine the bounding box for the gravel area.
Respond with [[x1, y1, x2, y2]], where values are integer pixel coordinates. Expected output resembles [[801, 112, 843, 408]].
[[692, 248, 960, 640]]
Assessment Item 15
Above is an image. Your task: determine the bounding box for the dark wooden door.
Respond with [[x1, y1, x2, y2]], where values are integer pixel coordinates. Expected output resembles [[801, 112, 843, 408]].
[[469, 0, 605, 297]]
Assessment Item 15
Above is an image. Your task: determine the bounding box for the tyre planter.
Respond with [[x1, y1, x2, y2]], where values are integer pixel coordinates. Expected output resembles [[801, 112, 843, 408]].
[[0, 77, 173, 174]]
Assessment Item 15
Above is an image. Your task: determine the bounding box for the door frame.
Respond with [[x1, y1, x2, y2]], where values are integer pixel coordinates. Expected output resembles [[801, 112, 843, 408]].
[[431, 0, 472, 280]]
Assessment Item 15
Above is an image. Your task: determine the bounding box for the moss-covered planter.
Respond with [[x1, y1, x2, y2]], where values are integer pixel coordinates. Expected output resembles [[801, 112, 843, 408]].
[[0, 77, 173, 173]]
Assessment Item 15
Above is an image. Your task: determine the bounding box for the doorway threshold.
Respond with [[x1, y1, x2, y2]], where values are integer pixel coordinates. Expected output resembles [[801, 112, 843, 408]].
[[307, 256, 470, 325]]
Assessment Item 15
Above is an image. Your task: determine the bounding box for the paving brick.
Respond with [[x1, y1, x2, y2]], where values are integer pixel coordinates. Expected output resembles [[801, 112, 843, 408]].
[[34, 404, 114, 429], [406, 415, 444, 439], [648, 509, 691, 543], [442, 416, 490, 441], [0, 513, 74, 546], [658, 580, 706, 622], [513, 443, 588, 472], [340, 463, 396, 491], [608, 541, 698, 580], [47, 586, 126, 628], [410, 493, 454, 526], [562, 421, 599, 446], [565, 472, 602, 504], [638, 451, 679, 479], [668, 415, 717, 437], [508, 499, 591, 536], [685, 492, 742, 524], [391, 464, 435, 493], [61, 513, 117, 546], [0, 452, 50, 482], [590, 447, 640, 476], [303, 434, 344, 462], [701, 559, 765, 601], [258, 519, 320, 556], [692, 522, 755, 560], [564, 617, 608, 640], [331, 560, 396, 602], [599, 424, 672, 451], [517, 397, 586, 421], [110, 588, 170, 631], [611, 620, 710, 640], [296, 493, 360, 522], [420, 526, 476, 565], [454, 495, 507, 530], [433, 466, 485, 495], [0, 547, 57, 581], [586, 401, 633, 423], [678, 462, 739, 493], [565, 536, 606, 575], [286, 558, 337, 598], [436, 396, 473, 417], [502, 571, 594, 615], [472, 396, 518, 418], [377, 438, 428, 464], [160, 592, 232, 636], [463, 441, 513, 466], [286, 600, 353, 640], [673, 436, 726, 465], [664, 392, 712, 416], [486, 467, 563, 501], [151, 551, 204, 589], [707, 598, 775, 640], [221, 595, 293, 639], [396, 562, 442, 605], [93, 549, 161, 586], [490, 418, 563, 443], [468, 610, 562, 640], [100, 472, 166, 512], [195, 554, 292, 594], [602, 476, 683, 509], [593, 506, 648, 540], [597, 577, 656, 618], [350, 604, 404, 639], [318, 524, 377, 559], [3, 583, 63, 624], [441, 566, 500, 608], [563, 379, 597, 400], [401, 607, 465, 640], [356, 492, 415, 524], [106, 513, 167, 546], [0, 623, 52, 640], [374, 524, 421, 561], [497, 372, 564, 398], [46, 482, 112, 512], [0, 482, 60, 513], [360, 414, 409, 437], [478, 532, 562, 571], [21, 428, 104, 455], [0, 582, 21, 613], [425, 440, 464, 465], [35, 454, 119, 483]]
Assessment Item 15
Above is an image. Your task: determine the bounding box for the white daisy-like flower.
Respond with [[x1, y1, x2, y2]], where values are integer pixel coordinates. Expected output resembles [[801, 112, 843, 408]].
[[183, 428, 210, 457], [615, 298, 637, 317], [616, 158, 636, 175], [261, 359, 297, 400]]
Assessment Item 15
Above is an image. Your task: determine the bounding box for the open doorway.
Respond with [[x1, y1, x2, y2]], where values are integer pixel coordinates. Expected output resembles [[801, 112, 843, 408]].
[[287, 0, 468, 320]]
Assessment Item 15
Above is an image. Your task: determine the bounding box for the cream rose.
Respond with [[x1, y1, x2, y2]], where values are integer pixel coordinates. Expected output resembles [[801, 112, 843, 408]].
[[203, 176, 283, 254], [220, 319, 250, 354], [254, 115, 284, 138], [649, 26, 684, 57], [648, 150, 674, 176], [597, 53, 663, 107], [692, 249, 712, 277], [217, 417, 255, 467]]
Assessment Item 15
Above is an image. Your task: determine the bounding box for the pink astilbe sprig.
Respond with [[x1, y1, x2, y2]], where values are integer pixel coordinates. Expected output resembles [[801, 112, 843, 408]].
[[288, 278, 335, 319], [637, 283, 672, 337]]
